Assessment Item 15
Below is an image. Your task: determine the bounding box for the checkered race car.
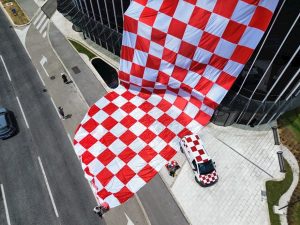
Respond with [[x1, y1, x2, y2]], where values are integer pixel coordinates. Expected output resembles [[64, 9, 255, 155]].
[[180, 134, 218, 186]]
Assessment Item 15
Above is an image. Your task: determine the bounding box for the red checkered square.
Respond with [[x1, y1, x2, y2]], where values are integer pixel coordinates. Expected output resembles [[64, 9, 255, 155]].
[[82, 151, 95, 165], [121, 102, 136, 113], [114, 186, 134, 203], [82, 118, 98, 133], [101, 117, 118, 130], [146, 54, 161, 70], [159, 146, 177, 161], [139, 114, 155, 127], [100, 132, 117, 147], [138, 164, 158, 182], [162, 48, 177, 64], [249, 6, 274, 31], [88, 104, 100, 117], [97, 189, 111, 200], [209, 54, 227, 70], [79, 134, 97, 149], [130, 63, 145, 78], [198, 32, 220, 53], [139, 129, 156, 144], [189, 6, 211, 30], [138, 146, 158, 162], [213, 0, 238, 18], [102, 103, 118, 114], [140, 7, 158, 26], [118, 147, 137, 164], [168, 18, 187, 39], [119, 130, 137, 146], [96, 168, 114, 186], [159, 0, 178, 17], [136, 35, 151, 52], [121, 46, 135, 62], [178, 41, 197, 59], [120, 115, 137, 128], [222, 20, 246, 44], [216, 72, 236, 90], [151, 28, 167, 46], [231, 45, 254, 64], [97, 149, 116, 166], [116, 165, 136, 184]]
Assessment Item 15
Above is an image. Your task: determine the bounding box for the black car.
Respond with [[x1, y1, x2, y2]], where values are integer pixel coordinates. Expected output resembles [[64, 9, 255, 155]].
[[0, 107, 17, 139]]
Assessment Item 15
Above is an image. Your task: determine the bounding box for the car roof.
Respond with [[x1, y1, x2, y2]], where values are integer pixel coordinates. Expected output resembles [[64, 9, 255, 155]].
[[181, 134, 210, 163]]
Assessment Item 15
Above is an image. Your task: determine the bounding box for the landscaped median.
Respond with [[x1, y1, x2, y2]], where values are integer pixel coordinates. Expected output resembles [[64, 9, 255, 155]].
[[266, 158, 293, 225], [0, 0, 29, 25], [68, 39, 96, 60], [278, 108, 300, 225]]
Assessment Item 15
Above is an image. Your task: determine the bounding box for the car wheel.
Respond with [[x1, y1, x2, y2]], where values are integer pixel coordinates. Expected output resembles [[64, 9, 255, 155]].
[[194, 176, 201, 185]]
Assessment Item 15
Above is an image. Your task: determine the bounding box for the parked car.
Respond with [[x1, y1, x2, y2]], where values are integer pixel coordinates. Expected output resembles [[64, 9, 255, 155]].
[[0, 107, 17, 139], [180, 134, 218, 186]]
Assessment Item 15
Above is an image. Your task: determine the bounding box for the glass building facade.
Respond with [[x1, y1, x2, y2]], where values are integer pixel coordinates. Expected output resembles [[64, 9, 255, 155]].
[[57, 0, 300, 127]]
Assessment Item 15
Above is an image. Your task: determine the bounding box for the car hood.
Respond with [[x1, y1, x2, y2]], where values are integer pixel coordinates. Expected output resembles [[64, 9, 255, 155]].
[[199, 170, 218, 185]]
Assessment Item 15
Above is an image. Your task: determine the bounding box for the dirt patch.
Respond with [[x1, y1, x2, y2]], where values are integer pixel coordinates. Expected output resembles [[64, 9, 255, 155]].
[[1, 0, 29, 25]]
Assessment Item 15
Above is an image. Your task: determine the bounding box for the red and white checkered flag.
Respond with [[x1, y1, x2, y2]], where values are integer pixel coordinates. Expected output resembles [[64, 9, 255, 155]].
[[74, 0, 278, 207]]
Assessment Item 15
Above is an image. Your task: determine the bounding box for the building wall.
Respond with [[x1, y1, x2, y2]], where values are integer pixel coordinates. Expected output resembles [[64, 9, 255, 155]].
[[212, 0, 300, 126], [58, 0, 300, 126]]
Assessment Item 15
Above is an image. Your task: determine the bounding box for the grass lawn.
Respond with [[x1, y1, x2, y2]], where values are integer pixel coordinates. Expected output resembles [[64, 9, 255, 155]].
[[278, 107, 300, 225], [266, 158, 293, 225], [1, 0, 29, 25], [68, 39, 96, 60]]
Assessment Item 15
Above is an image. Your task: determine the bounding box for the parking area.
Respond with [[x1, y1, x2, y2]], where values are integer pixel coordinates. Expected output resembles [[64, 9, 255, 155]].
[[160, 123, 283, 225]]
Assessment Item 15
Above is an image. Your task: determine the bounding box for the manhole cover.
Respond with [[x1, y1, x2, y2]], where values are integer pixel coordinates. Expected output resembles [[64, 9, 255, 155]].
[[72, 66, 80, 74], [50, 76, 55, 80]]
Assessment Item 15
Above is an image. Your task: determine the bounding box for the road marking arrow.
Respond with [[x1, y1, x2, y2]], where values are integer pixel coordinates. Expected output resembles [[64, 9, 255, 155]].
[[125, 213, 135, 225], [40, 55, 50, 77]]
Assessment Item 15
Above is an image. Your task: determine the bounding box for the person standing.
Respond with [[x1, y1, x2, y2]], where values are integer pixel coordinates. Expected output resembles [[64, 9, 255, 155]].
[[61, 73, 68, 84], [58, 106, 65, 119]]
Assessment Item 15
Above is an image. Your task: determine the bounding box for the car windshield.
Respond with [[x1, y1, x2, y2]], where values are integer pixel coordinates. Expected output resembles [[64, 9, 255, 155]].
[[0, 113, 8, 131], [198, 160, 215, 175]]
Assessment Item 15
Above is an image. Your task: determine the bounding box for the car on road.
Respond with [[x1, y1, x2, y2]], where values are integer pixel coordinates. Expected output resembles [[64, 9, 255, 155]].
[[0, 107, 17, 139], [180, 134, 218, 186]]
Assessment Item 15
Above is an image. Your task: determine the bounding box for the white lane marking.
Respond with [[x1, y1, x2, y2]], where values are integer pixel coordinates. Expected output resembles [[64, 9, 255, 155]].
[[0, 55, 12, 81], [67, 133, 73, 146], [39, 18, 49, 34], [35, 69, 46, 86], [36, 14, 47, 30], [40, 55, 50, 77], [33, 10, 43, 26], [42, 31, 47, 39], [38, 157, 59, 218], [125, 213, 135, 225], [16, 96, 29, 129], [1, 184, 11, 225], [50, 97, 61, 118]]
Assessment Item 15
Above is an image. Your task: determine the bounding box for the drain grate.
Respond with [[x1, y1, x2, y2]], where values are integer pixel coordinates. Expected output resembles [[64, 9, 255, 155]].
[[72, 66, 80, 74]]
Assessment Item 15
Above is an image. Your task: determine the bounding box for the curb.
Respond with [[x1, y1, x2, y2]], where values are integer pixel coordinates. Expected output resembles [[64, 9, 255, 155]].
[[0, 1, 31, 27], [46, 21, 89, 109]]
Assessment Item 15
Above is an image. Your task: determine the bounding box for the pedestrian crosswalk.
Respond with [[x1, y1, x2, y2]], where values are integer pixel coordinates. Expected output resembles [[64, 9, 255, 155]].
[[32, 10, 49, 38]]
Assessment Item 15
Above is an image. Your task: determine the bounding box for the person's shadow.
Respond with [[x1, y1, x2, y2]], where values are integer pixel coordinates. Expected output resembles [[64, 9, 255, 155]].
[[65, 114, 72, 119], [66, 80, 73, 84]]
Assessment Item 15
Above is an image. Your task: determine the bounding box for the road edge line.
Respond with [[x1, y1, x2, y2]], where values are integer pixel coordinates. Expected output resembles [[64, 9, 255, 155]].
[[16, 96, 29, 129], [38, 156, 59, 218], [0, 55, 12, 81], [1, 184, 11, 225]]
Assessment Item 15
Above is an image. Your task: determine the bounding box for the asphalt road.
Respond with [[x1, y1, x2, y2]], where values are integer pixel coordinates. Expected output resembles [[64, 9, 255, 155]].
[[0, 10, 103, 225]]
